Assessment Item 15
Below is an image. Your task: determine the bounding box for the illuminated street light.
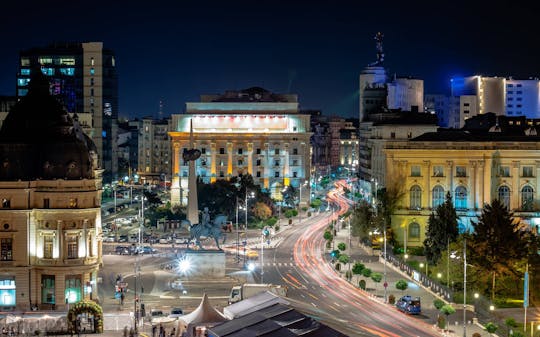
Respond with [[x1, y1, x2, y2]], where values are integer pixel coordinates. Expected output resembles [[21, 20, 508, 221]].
[[247, 262, 255, 272], [450, 238, 468, 337], [178, 257, 191, 274]]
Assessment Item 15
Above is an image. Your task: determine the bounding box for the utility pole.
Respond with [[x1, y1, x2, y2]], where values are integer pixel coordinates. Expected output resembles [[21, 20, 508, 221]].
[[260, 233, 264, 284], [235, 196, 239, 263]]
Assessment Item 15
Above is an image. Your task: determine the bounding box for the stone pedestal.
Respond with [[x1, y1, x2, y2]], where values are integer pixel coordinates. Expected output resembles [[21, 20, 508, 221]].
[[185, 250, 226, 278]]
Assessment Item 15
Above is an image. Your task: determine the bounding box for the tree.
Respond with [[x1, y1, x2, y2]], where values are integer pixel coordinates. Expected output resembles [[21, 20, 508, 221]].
[[484, 322, 498, 336], [395, 279, 408, 293], [439, 305, 456, 332], [469, 199, 529, 300], [323, 231, 333, 241], [337, 242, 346, 251], [504, 317, 517, 337], [352, 263, 365, 275], [371, 272, 382, 290], [253, 202, 272, 220], [310, 198, 322, 209], [423, 191, 459, 265], [433, 299, 445, 310], [350, 200, 374, 239], [338, 254, 350, 264]]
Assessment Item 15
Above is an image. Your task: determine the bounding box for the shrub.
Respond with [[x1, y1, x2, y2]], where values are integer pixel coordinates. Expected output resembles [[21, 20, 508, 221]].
[[484, 322, 498, 334], [388, 294, 395, 304], [326, 241, 331, 249], [437, 316, 446, 329], [433, 299, 445, 310], [352, 263, 365, 275], [323, 231, 333, 241], [440, 304, 456, 317], [362, 268, 372, 278], [371, 272, 383, 283], [265, 217, 278, 227], [337, 242, 346, 251], [408, 246, 425, 256], [274, 225, 280, 232], [359, 279, 366, 290], [395, 279, 408, 292]]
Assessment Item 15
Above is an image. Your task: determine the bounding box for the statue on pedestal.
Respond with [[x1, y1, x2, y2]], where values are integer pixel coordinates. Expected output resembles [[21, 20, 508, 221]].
[[368, 32, 385, 67], [187, 207, 228, 250]]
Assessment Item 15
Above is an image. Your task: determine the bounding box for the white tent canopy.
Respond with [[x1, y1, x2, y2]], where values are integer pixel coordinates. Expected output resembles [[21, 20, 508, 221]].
[[175, 293, 228, 337]]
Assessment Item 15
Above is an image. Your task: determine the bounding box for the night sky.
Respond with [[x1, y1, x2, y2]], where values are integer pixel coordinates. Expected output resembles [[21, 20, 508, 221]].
[[1, 1, 539, 119]]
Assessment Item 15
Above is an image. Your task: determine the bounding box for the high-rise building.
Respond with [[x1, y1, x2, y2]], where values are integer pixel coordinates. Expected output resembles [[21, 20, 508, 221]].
[[16, 42, 118, 182], [137, 117, 172, 185], [0, 73, 102, 311], [169, 87, 311, 205], [450, 75, 540, 127]]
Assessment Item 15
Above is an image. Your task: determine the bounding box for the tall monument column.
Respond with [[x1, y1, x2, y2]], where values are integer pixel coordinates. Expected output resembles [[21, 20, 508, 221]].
[[184, 119, 201, 225]]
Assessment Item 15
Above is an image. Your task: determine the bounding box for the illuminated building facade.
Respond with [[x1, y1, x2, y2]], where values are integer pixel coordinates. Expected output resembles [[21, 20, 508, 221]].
[[384, 114, 540, 247], [451, 75, 540, 127], [0, 74, 102, 311], [137, 117, 172, 184], [16, 42, 118, 182], [169, 87, 311, 205]]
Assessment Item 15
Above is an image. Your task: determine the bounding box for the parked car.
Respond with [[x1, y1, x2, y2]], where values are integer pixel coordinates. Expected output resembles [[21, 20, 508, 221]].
[[168, 308, 183, 318], [142, 246, 157, 254], [104, 235, 116, 243], [175, 237, 190, 244], [118, 235, 128, 243], [115, 246, 130, 255], [396, 295, 421, 315], [150, 309, 165, 318]]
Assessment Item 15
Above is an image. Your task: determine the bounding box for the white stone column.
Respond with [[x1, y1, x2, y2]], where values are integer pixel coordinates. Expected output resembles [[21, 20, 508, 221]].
[[210, 142, 217, 183], [469, 161, 477, 209], [478, 160, 485, 207], [227, 142, 233, 177], [171, 142, 181, 205], [511, 161, 520, 210], [247, 142, 253, 175]]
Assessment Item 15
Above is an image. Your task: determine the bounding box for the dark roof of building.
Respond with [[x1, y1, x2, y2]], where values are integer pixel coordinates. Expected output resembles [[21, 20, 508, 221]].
[[202, 87, 297, 103], [208, 303, 346, 337], [370, 111, 438, 125], [0, 71, 97, 181]]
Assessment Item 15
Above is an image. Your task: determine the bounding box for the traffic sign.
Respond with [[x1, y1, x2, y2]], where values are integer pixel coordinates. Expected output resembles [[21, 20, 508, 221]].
[[383, 282, 388, 288]]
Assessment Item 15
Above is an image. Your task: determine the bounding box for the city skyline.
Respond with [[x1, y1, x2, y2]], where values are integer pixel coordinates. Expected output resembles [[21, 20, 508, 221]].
[[1, 1, 539, 119]]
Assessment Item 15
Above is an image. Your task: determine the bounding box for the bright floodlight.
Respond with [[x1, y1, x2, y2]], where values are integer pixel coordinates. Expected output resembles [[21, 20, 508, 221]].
[[247, 262, 255, 271], [179, 258, 191, 273]]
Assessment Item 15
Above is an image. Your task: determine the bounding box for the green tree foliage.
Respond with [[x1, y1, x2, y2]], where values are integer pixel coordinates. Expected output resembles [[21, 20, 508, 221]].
[[337, 242, 346, 251], [371, 272, 383, 283], [484, 322, 498, 335], [352, 263, 365, 275], [310, 198, 322, 209], [423, 191, 459, 265], [281, 185, 298, 208], [440, 305, 455, 331], [469, 199, 529, 300], [284, 209, 298, 218], [433, 299, 445, 310], [395, 279, 408, 293], [504, 317, 517, 336], [338, 254, 350, 264], [358, 279, 366, 290], [362, 268, 372, 278], [350, 200, 374, 239], [323, 231, 333, 241]]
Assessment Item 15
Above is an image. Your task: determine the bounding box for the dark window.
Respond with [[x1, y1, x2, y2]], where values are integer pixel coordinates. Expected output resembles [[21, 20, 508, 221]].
[[219, 171, 224, 177], [409, 222, 420, 238], [275, 172, 280, 177], [1, 199, 10, 208], [219, 148, 225, 154], [293, 172, 298, 178], [256, 159, 261, 166], [256, 148, 261, 154], [67, 235, 78, 259], [498, 186, 511, 209], [238, 148, 243, 155], [274, 149, 280, 155], [390, 132, 396, 139], [201, 148, 206, 154], [41, 275, 56, 304], [43, 198, 50, 209], [293, 148, 298, 155], [256, 171, 261, 177]]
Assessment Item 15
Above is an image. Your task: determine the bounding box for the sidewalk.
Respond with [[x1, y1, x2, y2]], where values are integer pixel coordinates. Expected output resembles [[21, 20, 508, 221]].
[[331, 227, 492, 337]]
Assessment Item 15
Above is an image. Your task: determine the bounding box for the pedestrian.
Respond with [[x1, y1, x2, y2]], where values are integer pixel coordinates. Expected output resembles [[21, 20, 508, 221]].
[[152, 325, 157, 337], [159, 324, 164, 337], [120, 292, 125, 305], [170, 327, 176, 337]]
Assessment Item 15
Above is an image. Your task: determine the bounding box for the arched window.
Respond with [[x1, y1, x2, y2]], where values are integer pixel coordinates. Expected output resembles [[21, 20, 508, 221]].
[[410, 185, 422, 209], [432, 185, 445, 208], [521, 185, 534, 211], [454, 186, 468, 209], [409, 222, 421, 239], [498, 186, 511, 210]]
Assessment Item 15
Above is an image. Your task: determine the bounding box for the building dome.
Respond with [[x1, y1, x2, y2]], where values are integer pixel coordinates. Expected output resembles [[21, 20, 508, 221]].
[[0, 71, 97, 181]]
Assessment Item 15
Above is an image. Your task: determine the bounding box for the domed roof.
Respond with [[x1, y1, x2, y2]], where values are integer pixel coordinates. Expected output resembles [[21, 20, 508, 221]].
[[0, 71, 98, 181]]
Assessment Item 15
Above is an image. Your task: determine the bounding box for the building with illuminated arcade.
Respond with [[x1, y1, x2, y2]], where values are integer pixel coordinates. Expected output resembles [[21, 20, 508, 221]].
[[169, 87, 311, 205]]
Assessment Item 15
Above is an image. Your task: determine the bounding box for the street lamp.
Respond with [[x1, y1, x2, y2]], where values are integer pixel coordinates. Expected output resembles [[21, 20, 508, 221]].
[[298, 180, 307, 224], [450, 238, 467, 337]]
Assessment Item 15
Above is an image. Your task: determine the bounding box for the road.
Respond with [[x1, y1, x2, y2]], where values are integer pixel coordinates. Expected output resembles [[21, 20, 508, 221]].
[[254, 185, 441, 337]]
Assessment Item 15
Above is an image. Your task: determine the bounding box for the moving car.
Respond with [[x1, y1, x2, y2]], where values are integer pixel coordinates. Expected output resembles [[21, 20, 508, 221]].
[[115, 246, 130, 255], [396, 295, 421, 315], [142, 246, 157, 254]]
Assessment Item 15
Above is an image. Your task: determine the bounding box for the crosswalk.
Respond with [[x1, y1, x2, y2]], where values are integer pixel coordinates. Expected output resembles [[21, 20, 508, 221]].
[[257, 262, 296, 267]]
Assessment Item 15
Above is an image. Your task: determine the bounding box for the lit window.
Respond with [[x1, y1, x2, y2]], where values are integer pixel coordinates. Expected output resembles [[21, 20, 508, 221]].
[[454, 186, 467, 209], [90, 67, 95, 75], [38, 57, 53, 65], [59, 68, 75, 76], [0, 238, 13, 261], [433, 166, 444, 177], [18, 89, 28, 96], [43, 235, 53, 259], [91, 57, 95, 66], [21, 58, 30, 66], [17, 78, 30, 86], [41, 67, 54, 76], [69, 198, 78, 208], [20, 68, 30, 75]]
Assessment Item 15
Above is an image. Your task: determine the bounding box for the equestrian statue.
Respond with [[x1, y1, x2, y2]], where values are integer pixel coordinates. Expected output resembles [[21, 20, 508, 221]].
[[185, 207, 228, 250]]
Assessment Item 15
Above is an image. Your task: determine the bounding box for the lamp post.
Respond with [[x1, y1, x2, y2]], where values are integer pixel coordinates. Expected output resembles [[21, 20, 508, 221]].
[[235, 196, 240, 263], [450, 238, 467, 337]]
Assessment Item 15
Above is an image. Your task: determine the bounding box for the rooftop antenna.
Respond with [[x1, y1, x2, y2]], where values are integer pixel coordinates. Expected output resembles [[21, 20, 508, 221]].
[[158, 100, 163, 120]]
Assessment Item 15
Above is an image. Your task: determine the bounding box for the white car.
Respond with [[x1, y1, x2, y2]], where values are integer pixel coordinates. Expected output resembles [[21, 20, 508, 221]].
[[168, 308, 183, 318], [104, 236, 116, 242]]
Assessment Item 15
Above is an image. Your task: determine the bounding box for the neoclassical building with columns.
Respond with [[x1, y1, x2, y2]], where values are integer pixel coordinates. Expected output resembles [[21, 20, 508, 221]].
[[384, 125, 540, 248], [169, 87, 311, 205]]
